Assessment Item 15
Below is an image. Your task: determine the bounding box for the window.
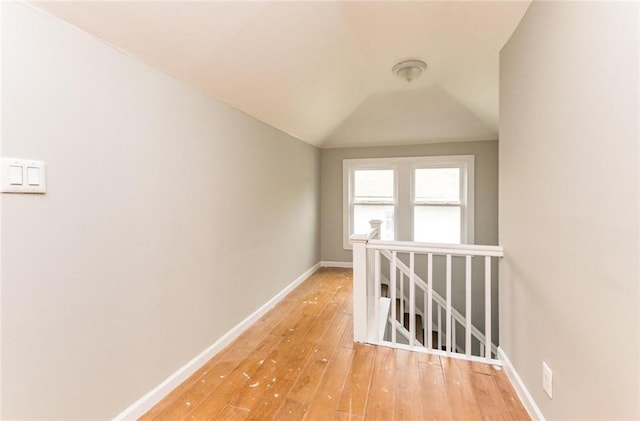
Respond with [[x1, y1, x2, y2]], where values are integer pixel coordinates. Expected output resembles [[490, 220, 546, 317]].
[[413, 167, 462, 243], [353, 169, 396, 240], [344, 155, 474, 248]]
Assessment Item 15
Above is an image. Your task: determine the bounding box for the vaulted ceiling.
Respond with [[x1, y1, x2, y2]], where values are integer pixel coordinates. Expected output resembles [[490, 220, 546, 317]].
[[31, 1, 530, 148]]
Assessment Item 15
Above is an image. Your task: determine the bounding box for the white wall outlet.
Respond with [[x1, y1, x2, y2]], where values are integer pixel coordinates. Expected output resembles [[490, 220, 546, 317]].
[[542, 362, 553, 398]]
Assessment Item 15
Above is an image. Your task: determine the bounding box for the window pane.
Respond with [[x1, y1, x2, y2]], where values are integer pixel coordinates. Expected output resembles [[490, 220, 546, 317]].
[[354, 205, 394, 240], [354, 170, 394, 203], [414, 168, 460, 203], [414, 206, 460, 243]]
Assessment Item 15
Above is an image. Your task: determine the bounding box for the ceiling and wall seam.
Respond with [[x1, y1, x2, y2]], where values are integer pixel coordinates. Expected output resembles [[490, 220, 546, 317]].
[[21, 1, 310, 147], [28, 1, 531, 148]]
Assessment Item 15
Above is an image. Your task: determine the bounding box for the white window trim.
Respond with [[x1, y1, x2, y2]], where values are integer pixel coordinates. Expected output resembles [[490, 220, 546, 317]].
[[342, 159, 398, 249], [343, 155, 474, 249]]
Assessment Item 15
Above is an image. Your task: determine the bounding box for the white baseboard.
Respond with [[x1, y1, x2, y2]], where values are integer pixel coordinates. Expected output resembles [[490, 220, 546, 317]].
[[113, 262, 321, 420], [320, 261, 353, 268], [498, 347, 546, 421]]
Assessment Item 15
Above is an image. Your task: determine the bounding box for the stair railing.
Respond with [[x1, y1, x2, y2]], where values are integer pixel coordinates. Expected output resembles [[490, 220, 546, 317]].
[[378, 248, 498, 357], [351, 222, 503, 365]]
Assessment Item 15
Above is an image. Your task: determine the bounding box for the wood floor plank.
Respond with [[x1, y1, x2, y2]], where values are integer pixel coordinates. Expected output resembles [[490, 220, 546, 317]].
[[269, 307, 307, 337], [230, 334, 309, 410], [212, 405, 249, 421], [287, 348, 331, 405], [337, 295, 353, 315], [303, 347, 355, 421], [336, 344, 377, 416], [419, 362, 454, 420], [394, 348, 423, 421], [184, 334, 283, 419], [470, 360, 495, 376], [244, 341, 315, 420], [141, 268, 528, 421], [303, 300, 343, 344], [363, 346, 395, 421], [417, 352, 442, 366], [138, 345, 238, 420], [287, 313, 349, 405], [441, 357, 483, 420], [232, 320, 270, 350], [272, 398, 309, 421], [151, 347, 252, 420], [337, 318, 355, 350], [259, 304, 301, 333], [258, 282, 312, 325], [317, 312, 350, 351], [333, 411, 364, 421], [493, 369, 531, 420], [469, 371, 512, 421]]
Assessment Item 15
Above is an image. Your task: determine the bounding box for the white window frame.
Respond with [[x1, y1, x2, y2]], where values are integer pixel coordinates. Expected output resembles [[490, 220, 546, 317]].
[[342, 159, 398, 249], [343, 155, 474, 249]]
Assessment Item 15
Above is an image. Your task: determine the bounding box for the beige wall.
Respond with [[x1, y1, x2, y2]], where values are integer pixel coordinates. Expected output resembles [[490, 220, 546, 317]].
[[500, 2, 639, 419], [1, 3, 319, 419], [320, 140, 498, 262]]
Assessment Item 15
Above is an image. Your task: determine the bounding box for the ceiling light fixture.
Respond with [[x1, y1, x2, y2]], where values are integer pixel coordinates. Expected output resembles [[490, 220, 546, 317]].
[[392, 59, 427, 83]]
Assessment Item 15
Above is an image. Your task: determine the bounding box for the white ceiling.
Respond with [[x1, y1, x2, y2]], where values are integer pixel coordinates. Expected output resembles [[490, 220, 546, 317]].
[[31, 1, 530, 148]]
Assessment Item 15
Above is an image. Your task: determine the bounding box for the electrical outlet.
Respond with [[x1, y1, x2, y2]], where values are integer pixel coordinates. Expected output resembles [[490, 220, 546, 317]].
[[542, 362, 553, 398]]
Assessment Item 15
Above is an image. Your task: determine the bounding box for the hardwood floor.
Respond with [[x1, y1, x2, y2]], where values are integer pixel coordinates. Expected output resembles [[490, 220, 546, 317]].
[[140, 267, 530, 421]]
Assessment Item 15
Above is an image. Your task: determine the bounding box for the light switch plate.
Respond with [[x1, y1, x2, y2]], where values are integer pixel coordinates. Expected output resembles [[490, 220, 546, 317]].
[[1, 158, 46, 193], [9, 165, 23, 185]]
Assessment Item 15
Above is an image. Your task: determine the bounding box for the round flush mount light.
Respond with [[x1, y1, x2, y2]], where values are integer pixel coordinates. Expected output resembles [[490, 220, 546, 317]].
[[392, 59, 427, 82]]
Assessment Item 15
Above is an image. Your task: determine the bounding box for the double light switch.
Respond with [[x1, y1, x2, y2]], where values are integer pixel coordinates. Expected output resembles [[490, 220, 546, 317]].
[[2, 158, 46, 193]]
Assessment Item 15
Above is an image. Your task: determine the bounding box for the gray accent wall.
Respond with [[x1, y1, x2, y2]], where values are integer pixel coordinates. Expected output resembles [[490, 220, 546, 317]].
[[500, 2, 639, 419], [320, 141, 499, 262], [1, 3, 320, 419]]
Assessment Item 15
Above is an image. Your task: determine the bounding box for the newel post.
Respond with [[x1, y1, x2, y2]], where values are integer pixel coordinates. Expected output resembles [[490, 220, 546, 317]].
[[351, 220, 382, 343], [369, 219, 382, 239], [351, 234, 369, 343]]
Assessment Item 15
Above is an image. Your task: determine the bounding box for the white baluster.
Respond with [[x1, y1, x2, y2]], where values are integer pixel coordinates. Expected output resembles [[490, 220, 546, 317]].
[[409, 252, 415, 347], [423, 289, 427, 348], [438, 306, 442, 351], [452, 318, 457, 353], [391, 251, 397, 345], [374, 250, 381, 343], [367, 248, 374, 339], [427, 253, 433, 350], [446, 254, 452, 353], [400, 271, 405, 322], [465, 255, 472, 357], [485, 255, 492, 361]]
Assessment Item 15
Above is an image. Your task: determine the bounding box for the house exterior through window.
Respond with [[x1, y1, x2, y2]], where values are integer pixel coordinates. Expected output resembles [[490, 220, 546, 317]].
[[343, 155, 474, 248]]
